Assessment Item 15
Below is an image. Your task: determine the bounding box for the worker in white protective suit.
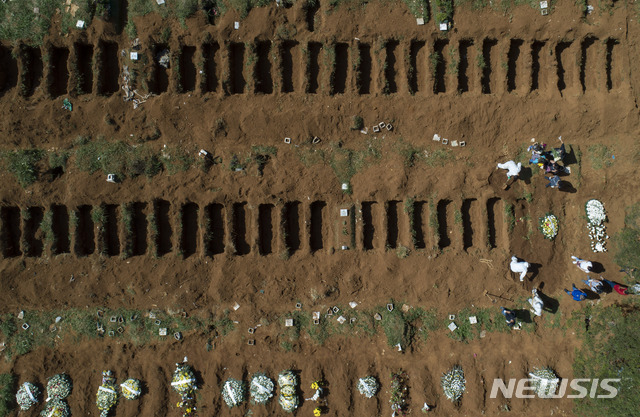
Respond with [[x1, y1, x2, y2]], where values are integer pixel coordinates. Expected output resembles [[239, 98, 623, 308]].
[[497, 160, 522, 190], [528, 288, 544, 316], [510, 255, 530, 282]]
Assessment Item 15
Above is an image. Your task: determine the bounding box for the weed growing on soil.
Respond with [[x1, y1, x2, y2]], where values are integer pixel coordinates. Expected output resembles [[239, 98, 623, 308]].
[[175, 0, 199, 25], [456, 0, 489, 11], [404, 197, 419, 247], [0, 373, 15, 416], [351, 116, 364, 130], [325, 42, 337, 94], [41, 209, 55, 250], [228, 0, 254, 18], [429, 52, 440, 80], [0, 308, 233, 357], [475, 46, 486, 69], [395, 138, 424, 167], [0, 0, 59, 45], [403, 0, 430, 19], [1, 149, 44, 187], [448, 46, 459, 75], [504, 203, 515, 232], [20, 209, 31, 255], [587, 144, 614, 170], [432, 0, 454, 23], [396, 245, 410, 258], [326, 140, 382, 186], [147, 211, 159, 257], [428, 194, 439, 247], [122, 203, 134, 259], [48, 151, 70, 172], [426, 148, 454, 167]]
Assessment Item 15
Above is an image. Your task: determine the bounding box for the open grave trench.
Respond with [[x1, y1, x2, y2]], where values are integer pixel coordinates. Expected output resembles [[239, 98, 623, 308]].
[[0, 198, 519, 259], [0, 35, 629, 100]]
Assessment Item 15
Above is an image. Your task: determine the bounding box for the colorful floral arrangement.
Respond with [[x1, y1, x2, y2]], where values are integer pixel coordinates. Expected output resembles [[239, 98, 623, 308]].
[[357, 376, 379, 398], [528, 367, 560, 397], [277, 370, 299, 413], [96, 371, 118, 417], [222, 378, 245, 408], [46, 374, 72, 401], [249, 373, 274, 405], [441, 365, 465, 402], [40, 400, 70, 417], [539, 214, 559, 240], [172, 363, 197, 417], [16, 381, 40, 410], [389, 371, 409, 416], [119, 379, 141, 400], [585, 199, 608, 252]]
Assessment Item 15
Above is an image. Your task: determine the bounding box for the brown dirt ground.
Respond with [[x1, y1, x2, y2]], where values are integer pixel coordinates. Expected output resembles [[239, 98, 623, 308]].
[[1, 1, 639, 416]]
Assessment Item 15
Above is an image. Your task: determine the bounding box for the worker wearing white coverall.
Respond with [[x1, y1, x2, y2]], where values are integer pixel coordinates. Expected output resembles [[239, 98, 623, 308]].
[[497, 160, 522, 189], [571, 256, 593, 273], [528, 288, 544, 316], [510, 256, 529, 282]]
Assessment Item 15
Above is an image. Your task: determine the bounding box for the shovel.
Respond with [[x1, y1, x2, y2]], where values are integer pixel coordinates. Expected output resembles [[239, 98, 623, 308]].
[[484, 290, 513, 303]]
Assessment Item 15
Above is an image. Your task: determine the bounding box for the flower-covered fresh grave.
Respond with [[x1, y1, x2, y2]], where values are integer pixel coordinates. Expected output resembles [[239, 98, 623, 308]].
[[539, 213, 559, 240], [277, 370, 299, 413], [389, 371, 409, 416], [528, 367, 560, 397], [96, 371, 118, 417], [46, 374, 72, 402], [221, 378, 245, 408], [16, 381, 40, 410], [585, 199, 608, 252], [120, 378, 142, 400], [40, 399, 70, 417], [171, 362, 198, 417], [249, 373, 274, 405], [357, 376, 379, 399], [441, 365, 465, 402]]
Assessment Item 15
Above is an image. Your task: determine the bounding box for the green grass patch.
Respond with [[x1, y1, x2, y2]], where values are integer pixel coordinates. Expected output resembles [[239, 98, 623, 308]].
[[504, 203, 515, 232], [376, 304, 439, 349], [403, 0, 430, 19], [0, 373, 15, 417], [74, 137, 191, 178], [0, 0, 60, 45], [0, 308, 225, 358], [614, 203, 640, 274], [1, 149, 45, 187], [432, 0, 453, 23], [573, 303, 640, 416]]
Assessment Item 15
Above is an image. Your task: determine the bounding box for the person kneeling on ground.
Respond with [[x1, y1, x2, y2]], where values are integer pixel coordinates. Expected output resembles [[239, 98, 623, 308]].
[[545, 175, 561, 190], [582, 277, 605, 294], [544, 136, 566, 162], [565, 284, 587, 301], [501, 307, 519, 329], [571, 256, 593, 273], [510, 255, 530, 282], [544, 159, 570, 175], [602, 279, 629, 295], [528, 289, 544, 316], [497, 160, 522, 190]]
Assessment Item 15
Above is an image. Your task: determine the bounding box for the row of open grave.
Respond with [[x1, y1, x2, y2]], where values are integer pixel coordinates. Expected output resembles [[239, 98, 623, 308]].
[[0, 198, 516, 258], [0, 35, 627, 99]]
